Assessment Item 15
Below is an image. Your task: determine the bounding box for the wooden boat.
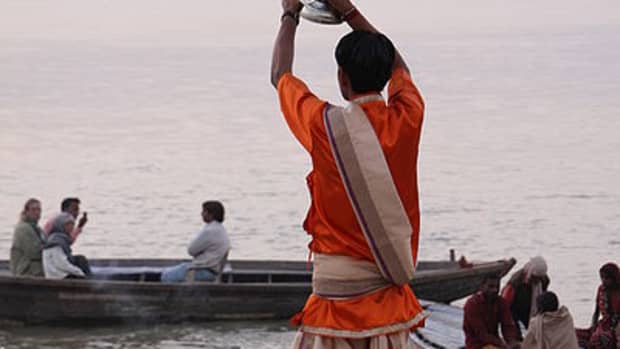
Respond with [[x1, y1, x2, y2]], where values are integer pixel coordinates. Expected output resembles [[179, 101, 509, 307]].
[[410, 301, 467, 349], [0, 258, 514, 324]]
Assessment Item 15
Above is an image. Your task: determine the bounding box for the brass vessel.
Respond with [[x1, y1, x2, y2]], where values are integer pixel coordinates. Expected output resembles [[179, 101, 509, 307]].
[[300, 0, 342, 25]]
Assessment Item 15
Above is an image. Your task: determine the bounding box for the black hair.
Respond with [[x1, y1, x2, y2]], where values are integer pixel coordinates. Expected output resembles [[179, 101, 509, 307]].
[[536, 291, 559, 313], [600, 263, 620, 288], [203, 201, 225, 223], [61, 198, 80, 211], [335, 30, 395, 94]]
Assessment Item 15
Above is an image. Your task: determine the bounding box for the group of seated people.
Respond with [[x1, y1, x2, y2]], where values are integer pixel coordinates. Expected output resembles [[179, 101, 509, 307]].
[[10, 197, 89, 279], [10, 198, 618, 347], [464, 256, 620, 349], [9, 197, 230, 282]]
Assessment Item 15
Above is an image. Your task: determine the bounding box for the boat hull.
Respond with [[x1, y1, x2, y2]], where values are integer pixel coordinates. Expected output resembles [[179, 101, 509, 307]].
[[0, 258, 514, 324]]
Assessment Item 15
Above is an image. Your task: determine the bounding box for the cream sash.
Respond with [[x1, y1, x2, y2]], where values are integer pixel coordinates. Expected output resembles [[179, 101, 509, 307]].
[[312, 253, 389, 299], [318, 95, 415, 296]]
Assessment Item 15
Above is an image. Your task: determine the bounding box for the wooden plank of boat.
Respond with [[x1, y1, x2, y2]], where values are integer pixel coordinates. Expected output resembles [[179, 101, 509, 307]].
[[0, 258, 514, 324], [410, 301, 466, 349]]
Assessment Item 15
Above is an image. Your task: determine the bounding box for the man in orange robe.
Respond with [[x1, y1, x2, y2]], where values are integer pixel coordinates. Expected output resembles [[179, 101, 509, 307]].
[[271, 0, 426, 347]]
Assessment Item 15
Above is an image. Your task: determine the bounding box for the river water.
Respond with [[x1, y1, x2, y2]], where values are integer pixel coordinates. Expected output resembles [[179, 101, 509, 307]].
[[1, 0, 619, 347]]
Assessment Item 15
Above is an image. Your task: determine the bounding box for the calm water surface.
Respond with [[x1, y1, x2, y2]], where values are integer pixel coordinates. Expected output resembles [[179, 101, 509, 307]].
[[0, 321, 294, 349], [1, 0, 619, 347]]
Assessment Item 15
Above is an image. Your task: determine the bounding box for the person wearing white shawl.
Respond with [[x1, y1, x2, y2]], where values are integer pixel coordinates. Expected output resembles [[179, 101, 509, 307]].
[[522, 291, 579, 349], [501, 256, 550, 339], [42, 213, 88, 279]]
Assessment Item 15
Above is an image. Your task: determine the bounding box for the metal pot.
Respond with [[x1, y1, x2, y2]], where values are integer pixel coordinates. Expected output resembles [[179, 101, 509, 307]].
[[300, 0, 342, 25]]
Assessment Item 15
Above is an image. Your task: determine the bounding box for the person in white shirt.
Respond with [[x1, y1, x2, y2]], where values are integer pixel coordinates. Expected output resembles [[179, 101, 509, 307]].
[[161, 201, 231, 282], [42, 213, 90, 279]]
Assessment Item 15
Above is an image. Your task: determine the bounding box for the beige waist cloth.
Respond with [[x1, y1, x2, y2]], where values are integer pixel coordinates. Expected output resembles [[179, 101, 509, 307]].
[[312, 253, 389, 299]]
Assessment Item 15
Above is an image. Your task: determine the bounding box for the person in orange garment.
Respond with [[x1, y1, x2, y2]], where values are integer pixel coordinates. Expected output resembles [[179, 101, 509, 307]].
[[271, 0, 426, 347]]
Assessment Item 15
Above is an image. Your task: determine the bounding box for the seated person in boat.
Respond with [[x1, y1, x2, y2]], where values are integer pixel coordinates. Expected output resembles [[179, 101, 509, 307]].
[[463, 274, 520, 349], [522, 291, 579, 349], [576, 262, 620, 349], [43, 197, 88, 244], [10, 198, 46, 277], [42, 213, 91, 279], [161, 201, 230, 282], [501, 256, 550, 338]]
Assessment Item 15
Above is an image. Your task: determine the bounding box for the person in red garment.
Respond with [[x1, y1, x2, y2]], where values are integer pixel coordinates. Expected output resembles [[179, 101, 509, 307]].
[[577, 262, 620, 348], [271, 0, 426, 347], [463, 274, 520, 349]]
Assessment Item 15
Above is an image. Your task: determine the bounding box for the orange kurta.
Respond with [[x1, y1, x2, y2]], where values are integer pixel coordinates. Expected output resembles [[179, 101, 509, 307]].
[[277, 68, 425, 334]]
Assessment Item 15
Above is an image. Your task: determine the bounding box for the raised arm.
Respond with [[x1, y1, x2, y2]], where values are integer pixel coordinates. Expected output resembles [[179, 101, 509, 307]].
[[326, 0, 409, 73], [271, 0, 303, 88]]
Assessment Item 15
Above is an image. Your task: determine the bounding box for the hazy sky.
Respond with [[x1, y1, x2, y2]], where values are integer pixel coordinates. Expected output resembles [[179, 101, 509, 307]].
[[1, 0, 618, 44]]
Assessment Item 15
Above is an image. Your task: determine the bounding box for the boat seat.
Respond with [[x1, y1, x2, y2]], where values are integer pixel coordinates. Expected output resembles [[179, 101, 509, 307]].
[[185, 250, 230, 283]]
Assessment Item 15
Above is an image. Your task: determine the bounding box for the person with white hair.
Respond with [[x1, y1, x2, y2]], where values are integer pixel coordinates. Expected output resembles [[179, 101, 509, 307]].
[[501, 256, 550, 339]]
